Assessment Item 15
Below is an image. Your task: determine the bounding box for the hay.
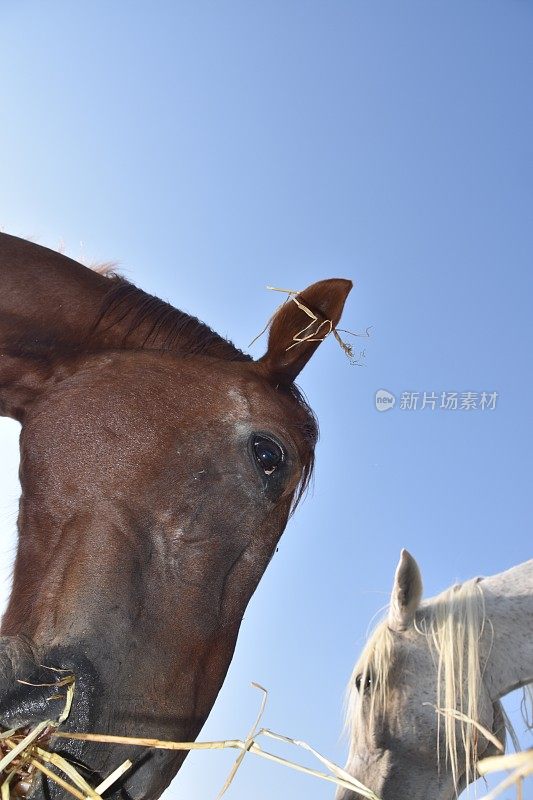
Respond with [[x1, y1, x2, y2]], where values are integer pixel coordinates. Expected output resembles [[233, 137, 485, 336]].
[[428, 705, 505, 755], [249, 285, 370, 366], [1, 681, 380, 800], [478, 749, 533, 800], [429, 706, 532, 799], [0, 677, 131, 800]]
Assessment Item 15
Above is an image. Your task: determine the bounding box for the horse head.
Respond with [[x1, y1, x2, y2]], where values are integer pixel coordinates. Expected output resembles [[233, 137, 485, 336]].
[[0, 234, 352, 799], [337, 550, 509, 800]]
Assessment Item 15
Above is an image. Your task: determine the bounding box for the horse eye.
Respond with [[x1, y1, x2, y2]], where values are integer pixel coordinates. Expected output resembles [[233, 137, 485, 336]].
[[355, 673, 373, 693], [252, 436, 284, 476]]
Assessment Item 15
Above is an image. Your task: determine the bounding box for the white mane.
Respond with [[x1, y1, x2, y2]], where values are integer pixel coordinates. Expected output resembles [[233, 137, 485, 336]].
[[346, 578, 490, 790]]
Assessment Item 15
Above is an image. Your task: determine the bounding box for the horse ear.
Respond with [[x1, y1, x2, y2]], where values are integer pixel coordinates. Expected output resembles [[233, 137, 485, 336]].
[[388, 549, 423, 631], [257, 278, 353, 384]]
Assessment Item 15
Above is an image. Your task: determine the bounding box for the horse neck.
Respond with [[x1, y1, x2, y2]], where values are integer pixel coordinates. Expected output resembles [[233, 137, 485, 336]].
[[480, 560, 533, 700]]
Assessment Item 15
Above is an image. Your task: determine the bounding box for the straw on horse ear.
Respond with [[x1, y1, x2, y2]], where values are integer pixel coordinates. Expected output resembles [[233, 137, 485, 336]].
[[258, 278, 353, 384], [388, 549, 423, 631]]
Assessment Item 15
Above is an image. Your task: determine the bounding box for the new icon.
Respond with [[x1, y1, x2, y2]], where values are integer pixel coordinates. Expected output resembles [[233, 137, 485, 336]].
[[375, 389, 396, 412]]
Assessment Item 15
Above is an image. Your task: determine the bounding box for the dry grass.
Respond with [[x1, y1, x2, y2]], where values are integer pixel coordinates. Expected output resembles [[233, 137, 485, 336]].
[[0, 676, 132, 800], [1, 681, 380, 800], [249, 285, 370, 366], [478, 748, 533, 800], [432, 704, 532, 800]]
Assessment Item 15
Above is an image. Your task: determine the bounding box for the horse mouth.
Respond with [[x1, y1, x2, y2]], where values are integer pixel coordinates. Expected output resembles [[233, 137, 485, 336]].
[[0, 708, 162, 800], [0, 648, 200, 800]]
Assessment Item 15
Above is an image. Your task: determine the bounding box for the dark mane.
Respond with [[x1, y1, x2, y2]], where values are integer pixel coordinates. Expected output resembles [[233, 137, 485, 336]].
[[92, 278, 252, 362], [287, 382, 318, 513]]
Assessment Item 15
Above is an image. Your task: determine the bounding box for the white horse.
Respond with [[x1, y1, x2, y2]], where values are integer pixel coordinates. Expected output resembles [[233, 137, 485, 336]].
[[337, 551, 533, 800]]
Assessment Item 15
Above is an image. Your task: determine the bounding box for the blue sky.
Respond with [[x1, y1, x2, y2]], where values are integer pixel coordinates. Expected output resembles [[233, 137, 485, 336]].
[[0, 2, 531, 798]]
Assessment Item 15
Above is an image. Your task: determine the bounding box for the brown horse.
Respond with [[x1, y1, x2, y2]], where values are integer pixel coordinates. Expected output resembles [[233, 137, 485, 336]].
[[0, 233, 351, 800]]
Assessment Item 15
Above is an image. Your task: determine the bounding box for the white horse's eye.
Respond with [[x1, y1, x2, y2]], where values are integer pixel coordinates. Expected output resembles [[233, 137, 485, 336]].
[[355, 673, 373, 693]]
